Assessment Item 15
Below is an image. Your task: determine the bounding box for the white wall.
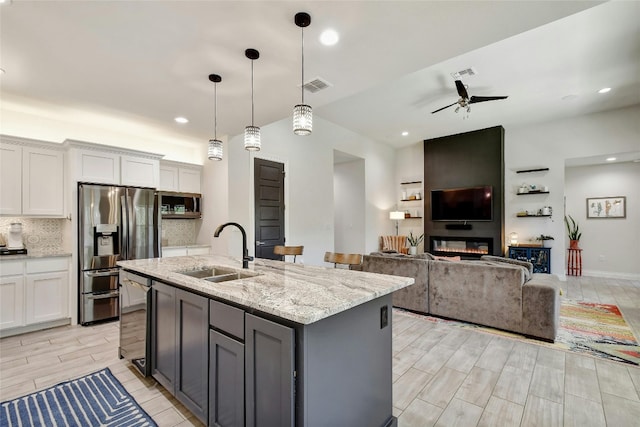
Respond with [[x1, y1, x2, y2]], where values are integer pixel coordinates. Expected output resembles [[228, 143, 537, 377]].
[[395, 142, 425, 251], [505, 105, 640, 277], [227, 116, 396, 266], [565, 162, 640, 278], [334, 158, 365, 254]]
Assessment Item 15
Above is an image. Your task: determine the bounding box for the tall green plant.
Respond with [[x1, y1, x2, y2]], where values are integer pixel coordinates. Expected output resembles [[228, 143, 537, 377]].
[[564, 215, 582, 241]]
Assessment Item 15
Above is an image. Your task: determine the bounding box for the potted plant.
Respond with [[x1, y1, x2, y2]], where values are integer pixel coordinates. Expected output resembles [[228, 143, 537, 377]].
[[535, 234, 554, 248], [407, 231, 424, 255], [564, 215, 582, 249]]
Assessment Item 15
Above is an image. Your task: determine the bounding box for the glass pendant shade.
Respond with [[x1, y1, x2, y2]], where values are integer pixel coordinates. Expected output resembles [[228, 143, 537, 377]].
[[293, 104, 312, 135], [244, 125, 261, 151], [208, 139, 223, 161]]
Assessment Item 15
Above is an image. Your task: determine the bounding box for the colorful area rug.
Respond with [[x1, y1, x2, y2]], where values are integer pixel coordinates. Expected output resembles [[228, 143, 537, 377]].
[[0, 368, 156, 427], [396, 300, 640, 365]]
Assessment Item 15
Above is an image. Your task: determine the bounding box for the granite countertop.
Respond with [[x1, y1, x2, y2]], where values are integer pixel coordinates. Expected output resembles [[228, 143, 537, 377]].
[[0, 250, 71, 260], [118, 255, 414, 325]]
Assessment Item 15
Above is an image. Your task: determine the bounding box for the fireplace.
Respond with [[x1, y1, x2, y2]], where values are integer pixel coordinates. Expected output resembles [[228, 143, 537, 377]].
[[430, 236, 493, 259]]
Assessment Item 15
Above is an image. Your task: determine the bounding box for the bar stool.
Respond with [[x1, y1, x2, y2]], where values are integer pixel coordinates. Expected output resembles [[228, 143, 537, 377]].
[[273, 245, 304, 263], [567, 248, 582, 276], [324, 252, 363, 269]]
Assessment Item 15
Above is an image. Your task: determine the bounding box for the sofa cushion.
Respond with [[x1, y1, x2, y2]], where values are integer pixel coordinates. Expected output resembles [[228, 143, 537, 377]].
[[428, 259, 524, 332], [362, 255, 429, 313], [481, 255, 534, 279]]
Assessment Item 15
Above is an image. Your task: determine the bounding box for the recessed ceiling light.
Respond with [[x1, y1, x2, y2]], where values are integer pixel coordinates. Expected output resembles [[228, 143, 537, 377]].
[[401, 131, 409, 136], [174, 117, 189, 124], [598, 87, 611, 94], [320, 29, 339, 46], [606, 157, 616, 162]]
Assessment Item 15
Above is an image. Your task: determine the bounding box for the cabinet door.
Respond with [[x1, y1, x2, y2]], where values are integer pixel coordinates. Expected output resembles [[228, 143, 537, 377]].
[[245, 314, 295, 427], [0, 275, 25, 330], [0, 143, 22, 215], [178, 168, 201, 194], [159, 165, 179, 191], [175, 289, 209, 424], [151, 281, 176, 391], [25, 272, 69, 324], [75, 149, 120, 184], [121, 155, 159, 188], [22, 146, 65, 216], [210, 330, 244, 427]]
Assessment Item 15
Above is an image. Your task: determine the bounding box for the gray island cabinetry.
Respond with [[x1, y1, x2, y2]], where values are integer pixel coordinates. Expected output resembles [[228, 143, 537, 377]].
[[118, 255, 413, 427]]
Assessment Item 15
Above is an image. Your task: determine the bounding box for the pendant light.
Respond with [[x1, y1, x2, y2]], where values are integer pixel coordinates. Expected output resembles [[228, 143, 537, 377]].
[[293, 12, 312, 135], [244, 48, 261, 151], [207, 74, 223, 161]]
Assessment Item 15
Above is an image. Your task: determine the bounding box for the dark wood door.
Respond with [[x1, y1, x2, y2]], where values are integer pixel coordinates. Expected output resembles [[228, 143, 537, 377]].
[[254, 158, 284, 260]]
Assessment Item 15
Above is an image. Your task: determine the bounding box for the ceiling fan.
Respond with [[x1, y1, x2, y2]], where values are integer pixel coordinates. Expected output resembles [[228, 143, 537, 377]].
[[431, 80, 508, 114]]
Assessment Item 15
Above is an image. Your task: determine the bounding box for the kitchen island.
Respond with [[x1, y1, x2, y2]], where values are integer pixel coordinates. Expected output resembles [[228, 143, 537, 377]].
[[118, 255, 413, 427]]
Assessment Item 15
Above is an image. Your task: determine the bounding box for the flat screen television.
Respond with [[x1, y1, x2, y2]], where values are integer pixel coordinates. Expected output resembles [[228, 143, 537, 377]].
[[431, 186, 493, 221]]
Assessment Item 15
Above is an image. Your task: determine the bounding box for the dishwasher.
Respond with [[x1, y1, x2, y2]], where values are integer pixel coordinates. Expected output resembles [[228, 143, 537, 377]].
[[119, 270, 152, 376]]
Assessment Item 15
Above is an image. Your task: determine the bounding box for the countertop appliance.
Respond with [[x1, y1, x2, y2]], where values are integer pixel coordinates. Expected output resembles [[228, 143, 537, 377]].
[[1, 223, 27, 256], [78, 183, 159, 325], [119, 270, 152, 376]]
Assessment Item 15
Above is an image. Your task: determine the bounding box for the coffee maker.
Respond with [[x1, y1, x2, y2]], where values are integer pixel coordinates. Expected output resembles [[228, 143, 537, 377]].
[[0, 223, 27, 255]]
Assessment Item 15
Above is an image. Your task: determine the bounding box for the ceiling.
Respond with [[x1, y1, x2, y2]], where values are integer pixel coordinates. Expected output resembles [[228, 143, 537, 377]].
[[1, 1, 639, 154]]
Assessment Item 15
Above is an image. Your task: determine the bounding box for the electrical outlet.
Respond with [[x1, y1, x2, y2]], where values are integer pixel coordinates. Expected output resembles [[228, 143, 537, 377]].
[[380, 305, 389, 329]]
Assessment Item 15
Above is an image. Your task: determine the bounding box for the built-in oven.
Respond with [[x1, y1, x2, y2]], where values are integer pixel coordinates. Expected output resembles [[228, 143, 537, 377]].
[[119, 270, 152, 376], [80, 268, 120, 324]]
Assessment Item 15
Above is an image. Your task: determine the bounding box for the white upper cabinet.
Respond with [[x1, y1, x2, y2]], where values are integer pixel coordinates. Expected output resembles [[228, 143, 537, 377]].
[[65, 140, 163, 188], [159, 160, 202, 193], [0, 143, 22, 215], [0, 136, 65, 217], [74, 149, 120, 185], [22, 146, 65, 216], [121, 155, 159, 188], [159, 165, 179, 192]]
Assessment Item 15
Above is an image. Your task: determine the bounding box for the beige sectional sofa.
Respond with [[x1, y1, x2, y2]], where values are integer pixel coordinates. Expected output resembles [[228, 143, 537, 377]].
[[362, 253, 560, 341]]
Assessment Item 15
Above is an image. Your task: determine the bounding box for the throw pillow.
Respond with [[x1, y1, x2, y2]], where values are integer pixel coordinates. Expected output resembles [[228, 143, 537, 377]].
[[433, 255, 461, 261]]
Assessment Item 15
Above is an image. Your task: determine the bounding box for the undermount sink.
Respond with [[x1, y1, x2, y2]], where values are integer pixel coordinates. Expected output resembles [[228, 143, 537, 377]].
[[177, 266, 260, 283]]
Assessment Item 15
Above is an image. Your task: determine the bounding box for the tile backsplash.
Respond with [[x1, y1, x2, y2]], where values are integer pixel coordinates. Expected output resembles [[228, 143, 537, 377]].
[[162, 219, 196, 247], [0, 218, 66, 254]]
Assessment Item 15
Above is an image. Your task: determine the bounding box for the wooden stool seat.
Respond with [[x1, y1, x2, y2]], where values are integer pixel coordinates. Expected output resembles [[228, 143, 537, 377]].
[[324, 252, 363, 269], [274, 245, 304, 263]]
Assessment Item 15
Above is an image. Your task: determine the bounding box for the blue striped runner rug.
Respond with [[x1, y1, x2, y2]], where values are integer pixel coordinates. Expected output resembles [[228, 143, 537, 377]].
[[0, 368, 156, 426]]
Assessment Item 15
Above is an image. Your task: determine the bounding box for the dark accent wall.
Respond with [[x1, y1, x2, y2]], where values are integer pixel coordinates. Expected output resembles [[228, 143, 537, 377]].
[[424, 126, 505, 256]]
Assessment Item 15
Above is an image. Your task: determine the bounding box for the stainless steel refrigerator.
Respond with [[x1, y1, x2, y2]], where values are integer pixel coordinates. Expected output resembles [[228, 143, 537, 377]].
[[78, 183, 159, 325]]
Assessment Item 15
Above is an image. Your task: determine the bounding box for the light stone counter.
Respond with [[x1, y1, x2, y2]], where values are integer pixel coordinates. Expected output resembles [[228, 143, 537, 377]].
[[118, 255, 413, 325], [0, 251, 71, 261]]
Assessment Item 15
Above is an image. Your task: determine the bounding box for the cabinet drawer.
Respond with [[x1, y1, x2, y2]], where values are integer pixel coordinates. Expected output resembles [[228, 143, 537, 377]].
[[26, 258, 68, 274], [210, 300, 244, 340], [0, 260, 24, 277]]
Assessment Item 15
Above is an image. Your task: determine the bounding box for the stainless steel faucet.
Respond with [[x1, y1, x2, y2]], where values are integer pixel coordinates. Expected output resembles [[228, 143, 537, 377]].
[[214, 222, 254, 269]]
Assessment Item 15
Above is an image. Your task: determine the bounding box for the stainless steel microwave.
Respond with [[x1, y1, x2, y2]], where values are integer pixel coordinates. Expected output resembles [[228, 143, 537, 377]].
[[158, 191, 202, 219]]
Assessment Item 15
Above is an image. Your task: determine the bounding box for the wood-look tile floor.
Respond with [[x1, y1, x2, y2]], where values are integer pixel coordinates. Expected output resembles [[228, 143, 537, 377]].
[[1, 276, 639, 426]]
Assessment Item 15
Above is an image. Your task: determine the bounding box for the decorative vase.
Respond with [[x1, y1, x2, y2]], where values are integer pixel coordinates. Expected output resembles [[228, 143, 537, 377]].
[[409, 246, 417, 255], [569, 239, 580, 249]]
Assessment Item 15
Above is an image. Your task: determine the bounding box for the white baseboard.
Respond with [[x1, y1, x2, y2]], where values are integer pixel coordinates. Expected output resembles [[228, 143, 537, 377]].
[[582, 269, 640, 281], [0, 318, 70, 338]]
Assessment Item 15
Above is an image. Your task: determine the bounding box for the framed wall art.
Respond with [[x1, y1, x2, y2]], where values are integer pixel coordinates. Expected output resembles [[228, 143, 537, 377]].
[[586, 196, 626, 219]]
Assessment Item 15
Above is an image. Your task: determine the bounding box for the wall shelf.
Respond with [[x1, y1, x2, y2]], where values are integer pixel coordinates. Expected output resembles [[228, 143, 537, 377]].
[[516, 214, 552, 218], [516, 167, 549, 174], [401, 198, 422, 202], [516, 191, 549, 196], [400, 181, 422, 185]]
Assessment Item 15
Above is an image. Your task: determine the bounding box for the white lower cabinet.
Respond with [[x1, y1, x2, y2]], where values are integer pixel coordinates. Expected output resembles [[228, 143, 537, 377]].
[[0, 275, 25, 330], [25, 271, 68, 324], [0, 257, 70, 333]]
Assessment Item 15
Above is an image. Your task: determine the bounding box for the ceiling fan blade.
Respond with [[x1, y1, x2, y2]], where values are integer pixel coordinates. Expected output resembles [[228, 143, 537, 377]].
[[455, 80, 469, 99], [469, 95, 508, 104], [431, 101, 459, 114]]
